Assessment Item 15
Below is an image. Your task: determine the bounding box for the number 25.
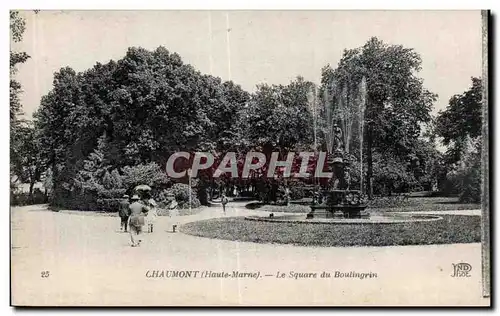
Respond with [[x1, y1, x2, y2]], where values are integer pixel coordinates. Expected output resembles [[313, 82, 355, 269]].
[[41, 271, 50, 278]]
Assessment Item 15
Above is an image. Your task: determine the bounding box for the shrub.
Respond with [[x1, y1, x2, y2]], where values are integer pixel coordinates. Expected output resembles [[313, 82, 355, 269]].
[[373, 153, 418, 195], [121, 163, 170, 192], [98, 188, 127, 199], [155, 189, 171, 204], [289, 186, 305, 200], [238, 190, 255, 198], [165, 183, 201, 209], [69, 176, 103, 211], [368, 195, 412, 208], [96, 198, 123, 213], [10, 188, 48, 206], [195, 179, 209, 206], [447, 139, 482, 203], [102, 169, 123, 190]]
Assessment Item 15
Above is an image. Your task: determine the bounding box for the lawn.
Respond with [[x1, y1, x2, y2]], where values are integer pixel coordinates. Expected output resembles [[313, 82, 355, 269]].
[[181, 215, 481, 247], [246, 196, 480, 214], [246, 202, 311, 213], [368, 196, 481, 212]]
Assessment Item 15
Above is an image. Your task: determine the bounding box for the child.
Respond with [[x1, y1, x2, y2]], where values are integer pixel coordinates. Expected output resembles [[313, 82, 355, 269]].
[[145, 198, 158, 233], [221, 194, 229, 214], [168, 196, 179, 232]]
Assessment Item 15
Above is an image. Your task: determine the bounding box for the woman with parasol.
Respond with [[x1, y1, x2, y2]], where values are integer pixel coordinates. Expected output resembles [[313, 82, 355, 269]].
[[134, 185, 157, 233]]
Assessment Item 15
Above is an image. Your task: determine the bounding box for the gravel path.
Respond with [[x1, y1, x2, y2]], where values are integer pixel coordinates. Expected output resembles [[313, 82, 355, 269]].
[[11, 203, 488, 306]]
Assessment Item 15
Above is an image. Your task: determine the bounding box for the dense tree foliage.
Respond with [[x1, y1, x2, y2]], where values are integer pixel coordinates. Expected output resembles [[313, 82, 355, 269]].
[[10, 11, 30, 123], [321, 37, 438, 198], [244, 76, 315, 153], [11, 123, 44, 201], [436, 78, 483, 202], [436, 77, 482, 164], [10, 11, 38, 200], [34, 47, 249, 207], [13, 33, 481, 208]]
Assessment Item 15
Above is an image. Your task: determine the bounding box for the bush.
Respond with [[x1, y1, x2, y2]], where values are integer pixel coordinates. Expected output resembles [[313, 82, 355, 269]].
[[368, 195, 412, 208], [102, 169, 123, 190], [155, 189, 171, 204], [373, 153, 418, 195], [10, 188, 48, 206], [96, 198, 123, 213], [195, 179, 209, 206], [67, 176, 103, 211], [238, 190, 255, 198], [289, 186, 305, 200], [447, 139, 482, 203], [98, 188, 127, 199], [121, 163, 170, 193], [166, 183, 201, 209], [180, 196, 201, 209]]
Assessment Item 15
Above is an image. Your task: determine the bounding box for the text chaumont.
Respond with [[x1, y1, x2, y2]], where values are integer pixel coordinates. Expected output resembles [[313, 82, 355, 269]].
[[145, 270, 261, 279]]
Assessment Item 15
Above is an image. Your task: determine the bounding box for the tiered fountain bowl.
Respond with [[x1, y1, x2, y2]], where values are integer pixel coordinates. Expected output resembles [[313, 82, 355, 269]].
[[307, 189, 368, 219]]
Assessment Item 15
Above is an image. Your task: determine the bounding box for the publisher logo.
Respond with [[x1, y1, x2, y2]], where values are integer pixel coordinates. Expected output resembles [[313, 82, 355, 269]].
[[451, 263, 472, 278]]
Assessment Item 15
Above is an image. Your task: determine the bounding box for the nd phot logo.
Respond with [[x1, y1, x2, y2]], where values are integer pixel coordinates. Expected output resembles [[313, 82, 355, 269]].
[[451, 263, 472, 278]]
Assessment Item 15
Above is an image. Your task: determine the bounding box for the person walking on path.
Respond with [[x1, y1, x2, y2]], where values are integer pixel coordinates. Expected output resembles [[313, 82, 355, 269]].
[[168, 196, 179, 232], [119, 195, 130, 232], [221, 194, 229, 215], [284, 186, 290, 206], [145, 198, 158, 233], [128, 195, 150, 247]]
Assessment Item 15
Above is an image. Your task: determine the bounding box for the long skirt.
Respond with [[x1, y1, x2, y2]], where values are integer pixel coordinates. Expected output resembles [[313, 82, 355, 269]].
[[128, 215, 145, 246]]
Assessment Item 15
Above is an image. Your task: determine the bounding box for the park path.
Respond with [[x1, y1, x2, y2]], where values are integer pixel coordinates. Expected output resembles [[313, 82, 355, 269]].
[[11, 203, 488, 306]]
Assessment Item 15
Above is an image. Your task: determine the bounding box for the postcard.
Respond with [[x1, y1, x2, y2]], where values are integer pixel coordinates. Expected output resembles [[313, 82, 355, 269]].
[[10, 10, 490, 306]]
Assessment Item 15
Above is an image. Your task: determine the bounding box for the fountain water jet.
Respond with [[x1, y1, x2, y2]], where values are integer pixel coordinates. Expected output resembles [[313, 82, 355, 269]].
[[307, 76, 369, 219]]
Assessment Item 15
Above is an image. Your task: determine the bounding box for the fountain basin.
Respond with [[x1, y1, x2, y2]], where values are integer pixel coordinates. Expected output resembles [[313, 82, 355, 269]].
[[309, 190, 369, 218], [308, 205, 369, 219]]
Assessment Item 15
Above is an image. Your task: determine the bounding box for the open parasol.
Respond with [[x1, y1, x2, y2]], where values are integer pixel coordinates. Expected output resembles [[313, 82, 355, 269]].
[[134, 184, 152, 192]]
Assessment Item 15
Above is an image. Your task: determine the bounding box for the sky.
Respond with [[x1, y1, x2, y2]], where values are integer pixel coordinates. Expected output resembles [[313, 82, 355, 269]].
[[12, 10, 483, 118]]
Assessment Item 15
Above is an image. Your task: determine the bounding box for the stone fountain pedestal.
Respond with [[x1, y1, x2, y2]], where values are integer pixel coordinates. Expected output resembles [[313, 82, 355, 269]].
[[308, 205, 369, 219], [307, 190, 369, 219], [308, 124, 369, 220]]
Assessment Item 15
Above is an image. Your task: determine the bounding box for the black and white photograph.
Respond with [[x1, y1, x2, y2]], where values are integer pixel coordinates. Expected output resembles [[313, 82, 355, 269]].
[[9, 9, 490, 306]]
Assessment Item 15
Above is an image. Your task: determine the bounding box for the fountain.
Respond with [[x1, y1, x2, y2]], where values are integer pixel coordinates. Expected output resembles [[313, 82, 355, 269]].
[[244, 77, 442, 225], [307, 124, 369, 219]]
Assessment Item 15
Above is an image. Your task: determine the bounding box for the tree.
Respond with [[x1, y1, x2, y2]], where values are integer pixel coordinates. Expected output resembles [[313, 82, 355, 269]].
[[10, 123, 44, 201], [205, 80, 250, 152], [322, 37, 437, 198], [34, 67, 86, 205], [436, 77, 482, 164], [436, 78, 483, 202], [445, 137, 481, 202], [35, 46, 248, 208], [372, 152, 417, 195], [408, 139, 442, 191], [10, 11, 30, 121], [244, 76, 315, 153], [237, 76, 316, 202], [10, 11, 41, 201]]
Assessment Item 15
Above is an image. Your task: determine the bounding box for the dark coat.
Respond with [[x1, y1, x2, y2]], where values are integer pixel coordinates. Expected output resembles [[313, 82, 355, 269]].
[[119, 199, 130, 218], [128, 201, 150, 227]]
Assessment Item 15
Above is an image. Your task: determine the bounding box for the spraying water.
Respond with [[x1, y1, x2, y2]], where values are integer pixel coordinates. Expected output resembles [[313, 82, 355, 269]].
[[357, 77, 367, 193], [323, 80, 335, 153], [318, 75, 368, 192], [307, 84, 319, 191], [306, 85, 317, 152]]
